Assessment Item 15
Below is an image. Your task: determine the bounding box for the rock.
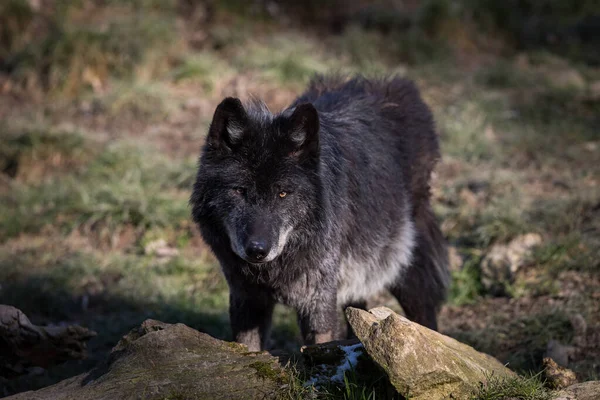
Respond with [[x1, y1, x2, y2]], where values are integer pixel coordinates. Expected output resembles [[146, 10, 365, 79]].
[[553, 381, 600, 400], [542, 357, 577, 389], [6, 320, 289, 400], [345, 307, 515, 400], [570, 314, 588, 347], [548, 69, 586, 91], [545, 340, 576, 368], [536, 57, 587, 92], [481, 233, 543, 296], [589, 81, 600, 100]]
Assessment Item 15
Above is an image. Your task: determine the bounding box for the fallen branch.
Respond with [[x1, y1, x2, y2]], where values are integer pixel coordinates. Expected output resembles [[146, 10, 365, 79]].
[[0, 305, 96, 377]]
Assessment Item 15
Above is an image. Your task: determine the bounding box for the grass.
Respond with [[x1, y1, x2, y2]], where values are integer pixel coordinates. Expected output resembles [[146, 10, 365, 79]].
[[0, 0, 35, 57], [449, 252, 484, 306], [1, 0, 181, 95], [95, 82, 175, 121], [0, 245, 229, 325], [471, 373, 551, 400], [337, 25, 392, 73], [171, 53, 232, 91], [437, 97, 496, 162], [0, 125, 93, 180], [451, 311, 574, 374], [338, 372, 377, 400], [475, 60, 545, 89], [1, 0, 599, 398], [436, 176, 528, 250], [308, 362, 398, 400], [233, 35, 332, 85], [0, 133, 195, 242]]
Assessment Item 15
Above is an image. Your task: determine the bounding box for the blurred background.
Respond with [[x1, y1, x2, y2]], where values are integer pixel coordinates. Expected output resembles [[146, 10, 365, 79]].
[[0, 0, 599, 397]]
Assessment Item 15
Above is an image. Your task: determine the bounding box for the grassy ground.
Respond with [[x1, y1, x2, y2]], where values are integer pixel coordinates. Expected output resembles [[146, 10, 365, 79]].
[[1, 1, 599, 398]]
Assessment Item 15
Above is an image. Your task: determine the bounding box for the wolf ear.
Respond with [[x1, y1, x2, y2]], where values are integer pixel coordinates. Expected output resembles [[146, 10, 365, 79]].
[[207, 97, 248, 150], [288, 103, 319, 157]]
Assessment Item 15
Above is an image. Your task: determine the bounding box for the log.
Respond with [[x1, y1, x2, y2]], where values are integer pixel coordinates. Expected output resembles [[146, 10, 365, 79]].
[[6, 319, 291, 400], [0, 305, 96, 377]]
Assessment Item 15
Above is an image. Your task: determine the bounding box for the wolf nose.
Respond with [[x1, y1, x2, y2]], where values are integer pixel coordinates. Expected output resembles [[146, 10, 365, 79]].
[[246, 240, 268, 261]]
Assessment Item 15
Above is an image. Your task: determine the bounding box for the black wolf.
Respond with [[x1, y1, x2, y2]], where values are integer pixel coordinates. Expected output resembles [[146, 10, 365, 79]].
[[190, 75, 449, 351]]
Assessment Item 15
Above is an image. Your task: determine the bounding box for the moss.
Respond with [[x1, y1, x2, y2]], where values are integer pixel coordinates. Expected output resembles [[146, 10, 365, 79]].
[[247, 360, 314, 400], [224, 341, 247, 353], [249, 361, 287, 384]]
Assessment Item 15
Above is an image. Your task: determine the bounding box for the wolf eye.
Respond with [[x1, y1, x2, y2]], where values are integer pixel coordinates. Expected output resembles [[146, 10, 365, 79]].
[[278, 191, 287, 198], [233, 187, 246, 196]]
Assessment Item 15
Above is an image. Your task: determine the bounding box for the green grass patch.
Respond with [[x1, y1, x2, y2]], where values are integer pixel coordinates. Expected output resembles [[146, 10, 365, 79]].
[[233, 35, 331, 85], [471, 212, 527, 249], [311, 360, 398, 400], [482, 87, 598, 162], [437, 98, 496, 162], [451, 311, 574, 373], [94, 82, 174, 121], [512, 91, 598, 140], [530, 234, 599, 274], [337, 25, 397, 73], [471, 372, 551, 400], [449, 252, 484, 305], [476, 60, 544, 89], [0, 0, 35, 57], [171, 53, 232, 92], [526, 197, 598, 241], [2, 1, 181, 95], [0, 125, 92, 180], [0, 247, 229, 327], [0, 140, 194, 241], [338, 372, 377, 400], [439, 187, 526, 249]]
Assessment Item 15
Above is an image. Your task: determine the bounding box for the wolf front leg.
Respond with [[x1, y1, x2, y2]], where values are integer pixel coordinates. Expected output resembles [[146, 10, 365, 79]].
[[297, 289, 339, 345], [229, 286, 275, 352]]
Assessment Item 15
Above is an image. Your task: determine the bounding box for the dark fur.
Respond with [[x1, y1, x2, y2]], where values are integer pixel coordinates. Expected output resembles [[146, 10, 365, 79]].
[[190, 75, 449, 351]]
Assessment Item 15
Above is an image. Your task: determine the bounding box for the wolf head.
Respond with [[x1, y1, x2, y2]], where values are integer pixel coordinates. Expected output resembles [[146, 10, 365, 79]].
[[191, 97, 321, 264]]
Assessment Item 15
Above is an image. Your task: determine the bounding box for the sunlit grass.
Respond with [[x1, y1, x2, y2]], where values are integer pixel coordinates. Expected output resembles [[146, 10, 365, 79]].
[[471, 372, 551, 400], [0, 138, 194, 241]]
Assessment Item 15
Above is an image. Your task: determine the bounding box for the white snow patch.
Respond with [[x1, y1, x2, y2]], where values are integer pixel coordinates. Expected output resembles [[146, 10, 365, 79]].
[[303, 343, 365, 388], [331, 343, 364, 383], [303, 376, 321, 388]]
